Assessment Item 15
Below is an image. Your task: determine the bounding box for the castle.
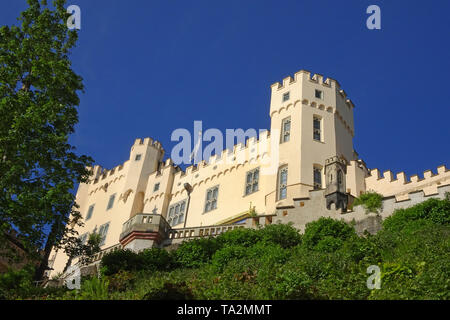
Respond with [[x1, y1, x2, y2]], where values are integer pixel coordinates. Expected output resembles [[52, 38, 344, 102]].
[[47, 70, 450, 278]]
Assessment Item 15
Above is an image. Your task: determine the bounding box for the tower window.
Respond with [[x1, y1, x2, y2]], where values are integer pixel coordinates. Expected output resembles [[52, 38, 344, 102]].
[[153, 183, 160, 192], [315, 89, 323, 99], [314, 167, 322, 189], [205, 186, 219, 213], [313, 116, 321, 141], [168, 199, 187, 226], [106, 193, 116, 210], [278, 166, 288, 200], [135, 154, 142, 161], [281, 117, 291, 143], [282, 92, 290, 102], [245, 168, 260, 196], [86, 204, 95, 220]]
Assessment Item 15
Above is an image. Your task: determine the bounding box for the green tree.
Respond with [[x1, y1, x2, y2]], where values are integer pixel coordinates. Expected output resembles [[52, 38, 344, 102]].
[[0, 0, 93, 281], [63, 233, 102, 272]]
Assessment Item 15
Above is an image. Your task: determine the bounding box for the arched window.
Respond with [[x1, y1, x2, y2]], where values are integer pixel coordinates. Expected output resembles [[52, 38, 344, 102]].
[[337, 170, 343, 186], [278, 166, 288, 200]]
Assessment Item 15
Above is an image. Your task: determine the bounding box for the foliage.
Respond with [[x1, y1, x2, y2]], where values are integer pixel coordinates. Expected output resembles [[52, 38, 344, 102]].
[[101, 249, 143, 276], [107, 270, 136, 293], [216, 227, 261, 247], [0, 265, 36, 299], [353, 191, 383, 214], [0, 0, 94, 280], [382, 198, 450, 232], [138, 247, 173, 271], [142, 281, 194, 300], [302, 217, 355, 252], [173, 238, 220, 268], [76, 276, 109, 300], [4, 197, 450, 300], [258, 223, 302, 248]]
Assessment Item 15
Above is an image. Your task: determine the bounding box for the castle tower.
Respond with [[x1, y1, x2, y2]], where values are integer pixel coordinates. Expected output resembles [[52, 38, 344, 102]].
[[324, 156, 348, 212], [269, 70, 356, 208]]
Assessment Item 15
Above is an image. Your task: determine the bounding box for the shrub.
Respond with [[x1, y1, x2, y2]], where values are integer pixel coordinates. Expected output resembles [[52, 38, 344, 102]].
[[77, 276, 109, 300], [211, 245, 248, 271], [383, 198, 450, 232], [216, 227, 261, 247], [247, 242, 289, 266], [353, 191, 383, 214], [258, 223, 302, 248], [107, 270, 136, 292], [173, 237, 220, 268], [303, 217, 355, 252], [142, 281, 194, 300], [101, 249, 143, 276], [0, 265, 36, 299], [138, 248, 173, 271]]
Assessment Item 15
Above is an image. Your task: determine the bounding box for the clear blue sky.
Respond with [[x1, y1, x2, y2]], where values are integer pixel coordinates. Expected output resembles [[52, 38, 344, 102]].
[[2, 0, 450, 179]]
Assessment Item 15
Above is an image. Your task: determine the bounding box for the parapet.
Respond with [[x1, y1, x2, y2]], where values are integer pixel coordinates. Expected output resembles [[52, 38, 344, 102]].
[[131, 137, 164, 152], [270, 69, 341, 93], [365, 165, 450, 197]]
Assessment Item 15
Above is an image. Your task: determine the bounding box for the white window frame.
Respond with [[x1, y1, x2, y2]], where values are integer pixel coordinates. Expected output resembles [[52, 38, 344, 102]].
[[278, 166, 288, 200], [282, 91, 290, 102], [204, 186, 219, 213], [314, 166, 322, 189], [280, 117, 291, 143], [245, 168, 260, 196], [167, 199, 187, 227], [313, 116, 322, 142]]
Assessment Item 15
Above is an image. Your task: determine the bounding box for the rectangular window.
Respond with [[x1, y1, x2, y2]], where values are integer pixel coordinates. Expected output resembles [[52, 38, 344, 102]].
[[205, 186, 219, 213], [79, 233, 89, 245], [281, 117, 291, 143], [315, 89, 323, 99], [245, 168, 259, 196], [313, 116, 321, 141], [314, 167, 322, 189], [153, 183, 160, 192], [278, 167, 288, 200], [98, 222, 110, 246], [86, 204, 94, 220], [282, 92, 290, 102], [106, 193, 116, 210], [167, 199, 187, 227], [135, 154, 142, 161]]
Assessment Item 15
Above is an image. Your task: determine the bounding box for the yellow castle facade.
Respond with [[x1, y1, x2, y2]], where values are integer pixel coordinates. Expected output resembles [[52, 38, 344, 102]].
[[48, 70, 450, 278]]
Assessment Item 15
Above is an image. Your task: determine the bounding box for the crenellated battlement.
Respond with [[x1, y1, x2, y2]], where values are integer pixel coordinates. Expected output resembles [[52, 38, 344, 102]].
[[270, 69, 341, 92], [131, 137, 164, 152], [365, 165, 450, 198]]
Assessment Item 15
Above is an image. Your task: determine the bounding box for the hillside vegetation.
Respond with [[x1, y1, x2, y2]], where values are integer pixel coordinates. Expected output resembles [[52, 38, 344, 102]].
[[1, 196, 449, 300]]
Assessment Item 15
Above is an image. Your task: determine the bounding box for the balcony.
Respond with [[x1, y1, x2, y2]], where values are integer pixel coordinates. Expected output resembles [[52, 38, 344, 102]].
[[119, 213, 171, 246]]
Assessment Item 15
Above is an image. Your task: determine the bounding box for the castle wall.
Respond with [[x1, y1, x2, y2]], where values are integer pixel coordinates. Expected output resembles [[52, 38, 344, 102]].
[[365, 165, 450, 199]]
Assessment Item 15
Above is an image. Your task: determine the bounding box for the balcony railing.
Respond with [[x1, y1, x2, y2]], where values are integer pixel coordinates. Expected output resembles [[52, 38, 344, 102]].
[[120, 213, 171, 241], [164, 224, 246, 244]]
